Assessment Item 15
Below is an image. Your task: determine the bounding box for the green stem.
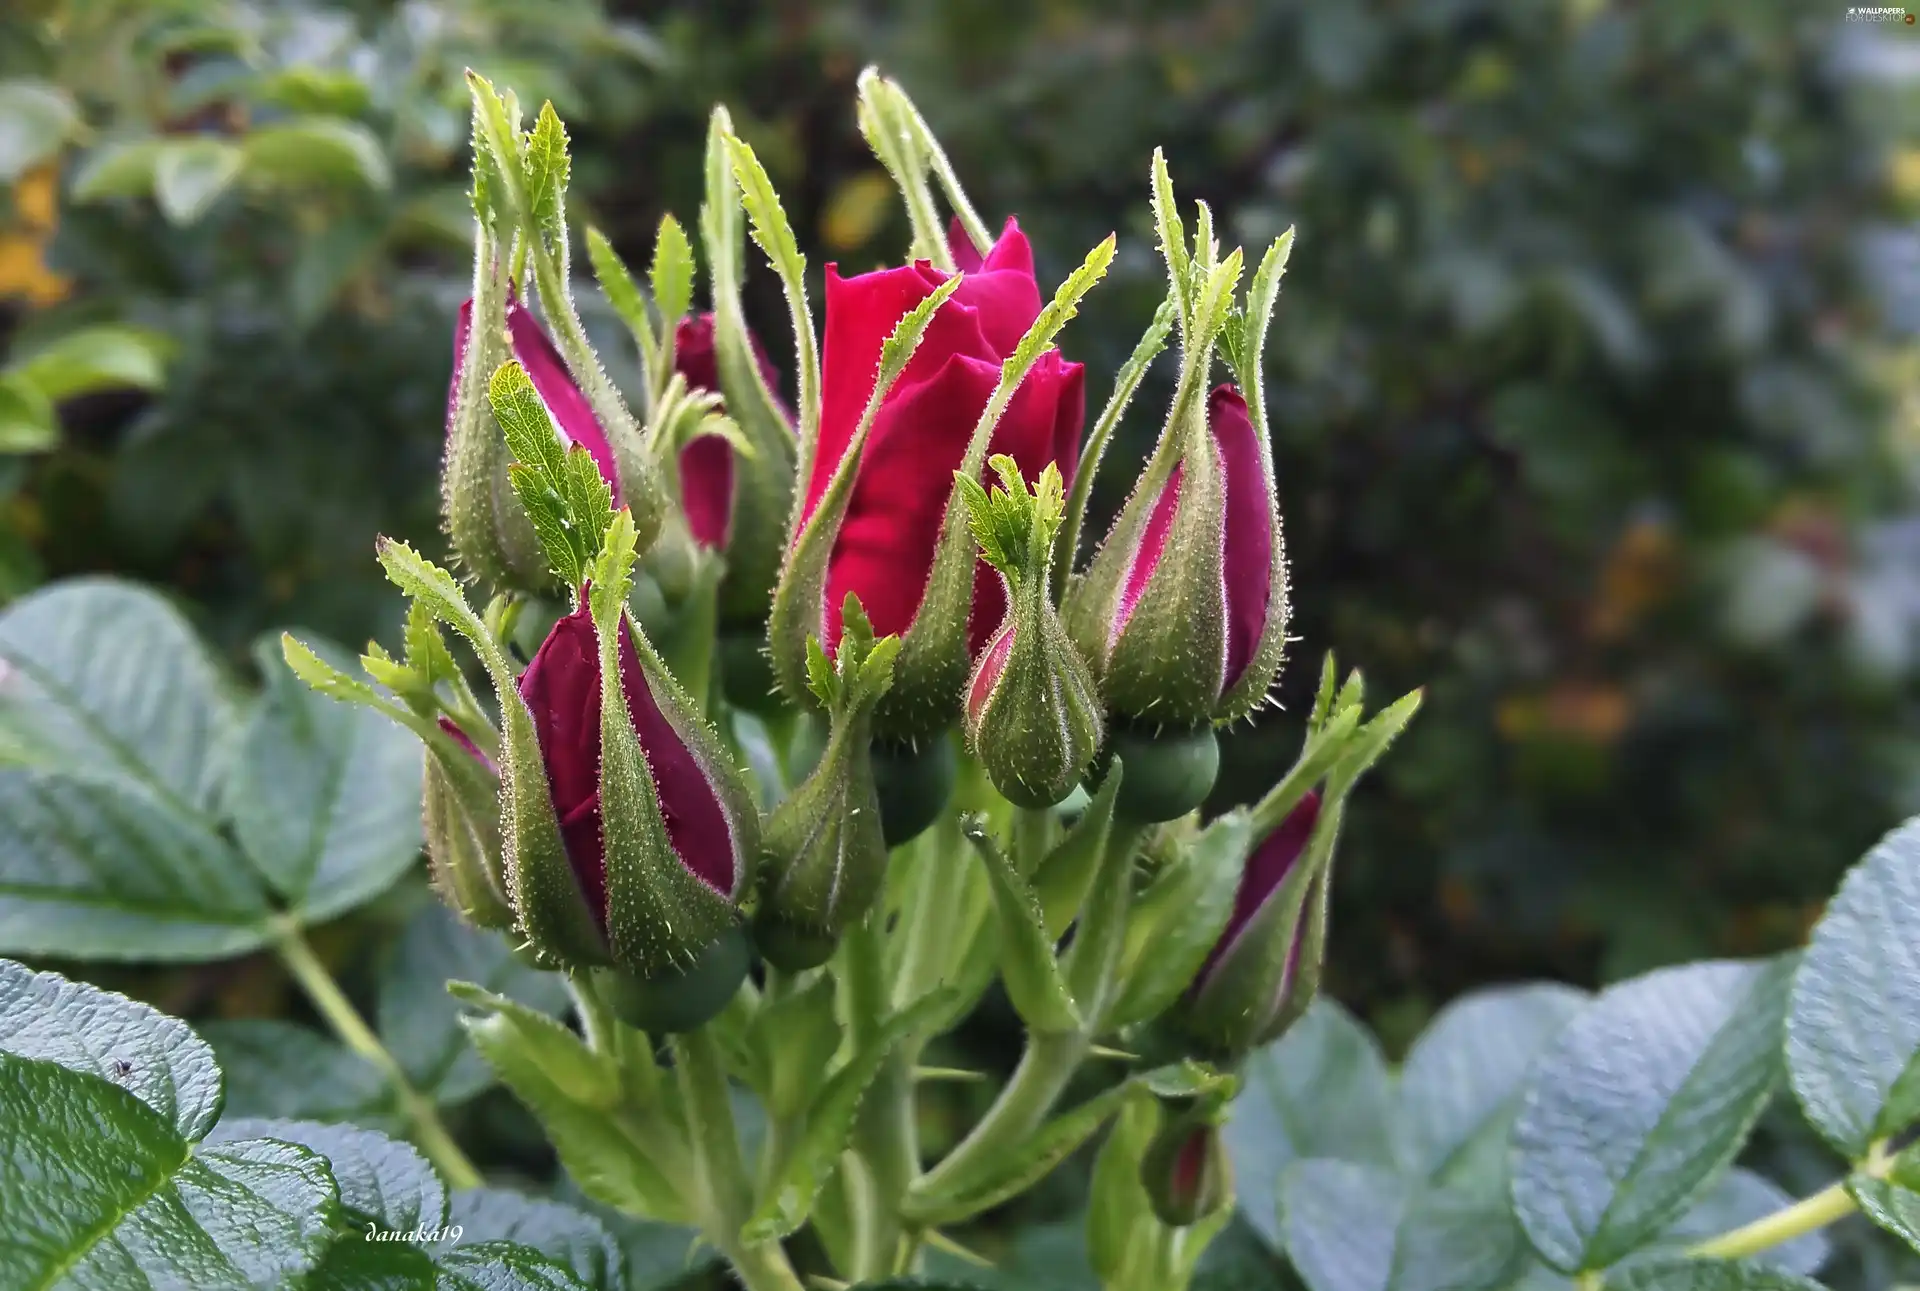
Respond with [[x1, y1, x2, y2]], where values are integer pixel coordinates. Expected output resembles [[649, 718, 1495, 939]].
[[273, 919, 482, 1189], [909, 1028, 1090, 1209], [1684, 1179, 1856, 1261], [841, 916, 919, 1278], [672, 1027, 804, 1291]]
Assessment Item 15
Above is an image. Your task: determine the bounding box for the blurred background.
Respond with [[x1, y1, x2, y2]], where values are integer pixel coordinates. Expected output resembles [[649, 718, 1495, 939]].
[[2, 1, 1918, 1271]]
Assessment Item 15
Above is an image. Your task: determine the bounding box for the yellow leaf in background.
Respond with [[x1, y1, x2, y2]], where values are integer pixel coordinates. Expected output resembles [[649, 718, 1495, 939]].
[[0, 233, 70, 305], [13, 162, 60, 231], [822, 170, 896, 253]]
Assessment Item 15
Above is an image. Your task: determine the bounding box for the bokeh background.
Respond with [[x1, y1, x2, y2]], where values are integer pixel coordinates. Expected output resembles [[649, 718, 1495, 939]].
[[2, 0, 1918, 1280]]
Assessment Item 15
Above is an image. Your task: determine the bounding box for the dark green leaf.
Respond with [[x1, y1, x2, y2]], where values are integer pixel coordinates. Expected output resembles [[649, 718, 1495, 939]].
[[71, 137, 166, 200], [1511, 957, 1794, 1272], [0, 79, 78, 180], [1601, 1258, 1825, 1291], [1279, 1158, 1528, 1291], [433, 1241, 598, 1290], [0, 374, 56, 452], [9, 324, 169, 401], [241, 117, 392, 192], [1787, 816, 1920, 1159], [153, 137, 242, 223]]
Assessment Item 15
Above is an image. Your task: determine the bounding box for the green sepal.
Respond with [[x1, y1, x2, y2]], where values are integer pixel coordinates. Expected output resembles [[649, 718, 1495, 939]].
[[587, 511, 758, 979], [702, 107, 799, 627], [766, 274, 964, 707], [876, 236, 1115, 742], [961, 458, 1103, 809], [961, 814, 1081, 1034], [422, 733, 514, 932], [1105, 809, 1256, 1032], [374, 537, 606, 969], [442, 223, 549, 594], [1213, 230, 1296, 725], [755, 596, 901, 970]]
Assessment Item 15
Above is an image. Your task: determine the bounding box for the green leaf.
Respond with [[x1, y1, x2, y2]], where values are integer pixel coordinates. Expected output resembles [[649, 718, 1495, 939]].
[[434, 1241, 599, 1290], [0, 958, 222, 1137], [1223, 999, 1397, 1252], [1787, 816, 1920, 1160], [8, 324, 169, 401], [224, 635, 423, 922], [153, 137, 242, 223], [0, 374, 56, 452], [201, 1019, 391, 1123], [445, 1188, 625, 1291], [0, 965, 338, 1288], [211, 1116, 447, 1233], [744, 989, 956, 1242], [649, 213, 694, 333], [1847, 1172, 1920, 1258], [456, 986, 690, 1224], [0, 770, 271, 960], [0, 578, 235, 809], [1030, 754, 1122, 938], [1396, 984, 1588, 1179], [523, 103, 570, 249], [1279, 1159, 1529, 1291], [724, 131, 820, 450], [241, 117, 392, 192], [71, 137, 166, 201], [1104, 809, 1254, 1030], [1510, 957, 1795, 1273], [1600, 1258, 1826, 1291], [379, 902, 568, 1107], [585, 227, 659, 390], [0, 79, 78, 180], [962, 817, 1080, 1034]]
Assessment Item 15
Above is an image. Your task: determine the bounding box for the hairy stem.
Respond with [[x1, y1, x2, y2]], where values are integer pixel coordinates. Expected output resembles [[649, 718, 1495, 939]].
[[841, 916, 919, 1278], [909, 1027, 1090, 1209], [272, 919, 482, 1189]]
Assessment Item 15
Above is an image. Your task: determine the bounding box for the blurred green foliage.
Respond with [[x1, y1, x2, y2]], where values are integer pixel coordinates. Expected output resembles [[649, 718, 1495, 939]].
[[1, 0, 1918, 1188]]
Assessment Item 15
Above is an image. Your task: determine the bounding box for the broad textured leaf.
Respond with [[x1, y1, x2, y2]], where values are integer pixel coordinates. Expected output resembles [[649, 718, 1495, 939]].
[[0, 578, 233, 808], [1787, 816, 1920, 1159], [0, 958, 222, 1137], [1279, 1159, 1528, 1291], [1511, 958, 1794, 1272], [556, 1186, 709, 1291], [201, 1020, 391, 1124], [445, 1189, 624, 1291], [433, 1242, 598, 1290], [0, 1050, 336, 1289], [1224, 999, 1397, 1252], [71, 138, 166, 200], [0, 79, 77, 180], [0, 374, 56, 451], [0, 771, 270, 961], [1848, 1172, 1920, 1258], [1601, 1259, 1826, 1291], [226, 636, 422, 921], [1397, 983, 1587, 1178], [380, 903, 568, 1107], [212, 1118, 446, 1234], [153, 137, 242, 224]]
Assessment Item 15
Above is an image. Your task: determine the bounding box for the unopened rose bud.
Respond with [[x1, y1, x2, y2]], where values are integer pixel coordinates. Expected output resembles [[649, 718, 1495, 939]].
[[961, 457, 1102, 808], [423, 717, 514, 932], [1139, 1109, 1233, 1227], [754, 596, 900, 970]]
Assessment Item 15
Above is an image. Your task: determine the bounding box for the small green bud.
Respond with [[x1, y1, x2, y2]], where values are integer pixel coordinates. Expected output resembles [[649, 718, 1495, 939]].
[[1094, 723, 1219, 825], [422, 720, 514, 932], [754, 596, 902, 970], [1139, 1107, 1233, 1227], [960, 457, 1103, 809]]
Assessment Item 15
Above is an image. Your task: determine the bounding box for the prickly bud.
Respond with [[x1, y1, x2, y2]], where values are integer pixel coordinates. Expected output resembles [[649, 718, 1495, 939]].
[[961, 456, 1102, 808], [754, 595, 901, 970], [423, 717, 514, 932], [1139, 1108, 1233, 1227], [1066, 384, 1286, 729], [501, 509, 760, 1030]]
